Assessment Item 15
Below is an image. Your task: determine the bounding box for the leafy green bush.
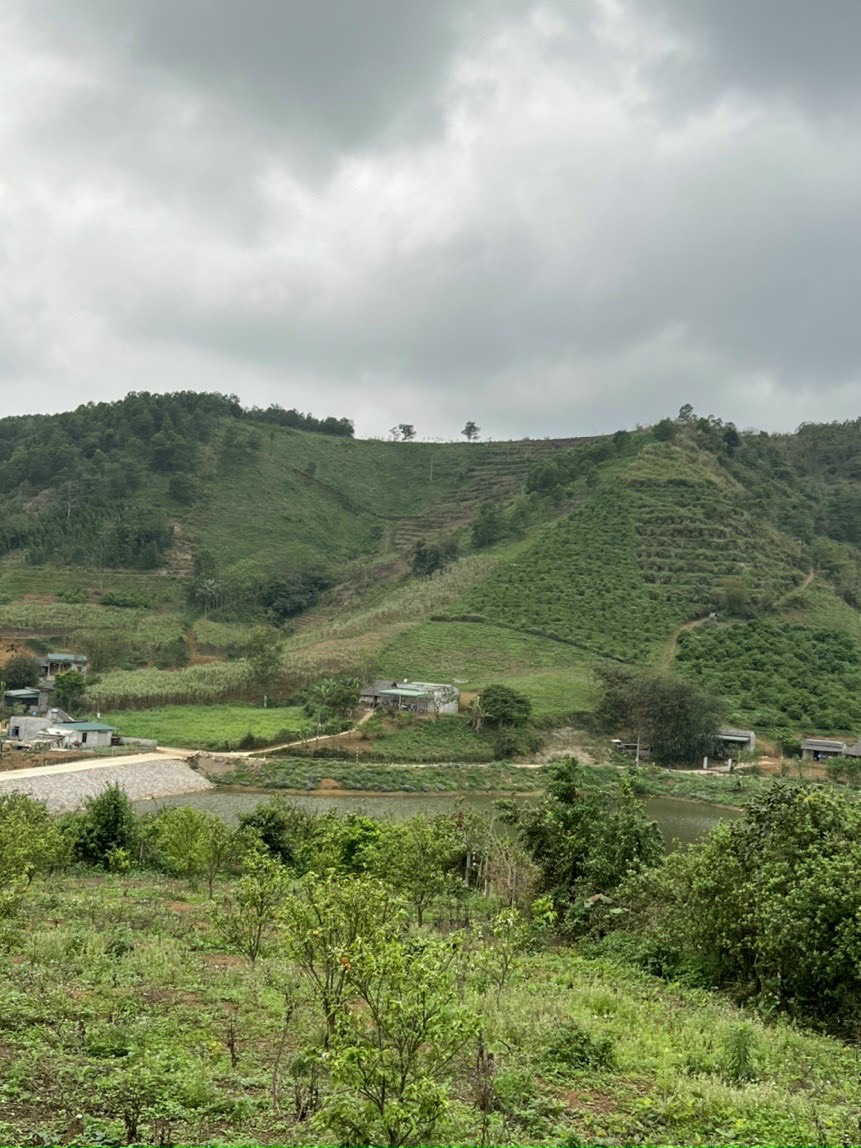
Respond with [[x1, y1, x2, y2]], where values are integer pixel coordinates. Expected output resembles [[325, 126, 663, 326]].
[[543, 1019, 616, 1071]]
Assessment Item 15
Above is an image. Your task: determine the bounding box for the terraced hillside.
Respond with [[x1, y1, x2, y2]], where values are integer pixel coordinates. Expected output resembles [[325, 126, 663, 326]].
[[463, 441, 808, 661]]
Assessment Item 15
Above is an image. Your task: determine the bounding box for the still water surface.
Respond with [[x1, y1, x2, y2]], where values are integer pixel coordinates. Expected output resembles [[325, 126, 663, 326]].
[[134, 789, 739, 848]]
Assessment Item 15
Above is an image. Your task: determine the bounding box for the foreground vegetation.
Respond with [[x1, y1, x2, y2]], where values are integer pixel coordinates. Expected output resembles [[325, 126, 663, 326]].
[[3, 773, 861, 1145]]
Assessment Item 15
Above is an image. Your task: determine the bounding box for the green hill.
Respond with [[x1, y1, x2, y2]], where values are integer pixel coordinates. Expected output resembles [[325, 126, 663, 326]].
[[2, 395, 861, 734]]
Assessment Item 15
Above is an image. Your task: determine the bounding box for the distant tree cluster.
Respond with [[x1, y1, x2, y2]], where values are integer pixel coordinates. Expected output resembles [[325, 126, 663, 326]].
[[525, 435, 634, 498], [0, 392, 354, 569], [248, 404, 354, 438], [187, 558, 333, 625], [595, 664, 724, 765]]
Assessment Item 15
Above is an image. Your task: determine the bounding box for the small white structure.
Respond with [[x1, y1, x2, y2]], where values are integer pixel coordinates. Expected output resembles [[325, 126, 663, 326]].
[[6, 716, 114, 749]]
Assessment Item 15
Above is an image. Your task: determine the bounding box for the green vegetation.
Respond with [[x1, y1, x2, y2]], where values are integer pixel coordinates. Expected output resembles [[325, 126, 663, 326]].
[[619, 782, 861, 1034], [467, 444, 805, 661], [676, 618, 861, 731], [1, 396, 861, 735], [595, 664, 724, 764], [101, 704, 309, 750], [1, 781, 861, 1144], [219, 758, 548, 792]]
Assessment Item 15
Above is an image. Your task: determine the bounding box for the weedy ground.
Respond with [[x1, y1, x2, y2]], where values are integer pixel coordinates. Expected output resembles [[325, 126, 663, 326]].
[[0, 871, 859, 1146]]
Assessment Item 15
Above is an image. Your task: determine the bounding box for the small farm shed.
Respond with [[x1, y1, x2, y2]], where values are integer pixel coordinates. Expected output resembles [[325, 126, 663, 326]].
[[718, 728, 756, 754], [57, 721, 115, 748], [801, 738, 848, 761], [38, 653, 88, 680], [843, 741, 861, 758]]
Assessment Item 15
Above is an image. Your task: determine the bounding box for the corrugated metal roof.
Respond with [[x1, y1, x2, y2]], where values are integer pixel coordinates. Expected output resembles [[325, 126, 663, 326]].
[[801, 738, 847, 750], [378, 688, 430, 698], [44, 653, 87, 663], [58, 722, 115, 732]]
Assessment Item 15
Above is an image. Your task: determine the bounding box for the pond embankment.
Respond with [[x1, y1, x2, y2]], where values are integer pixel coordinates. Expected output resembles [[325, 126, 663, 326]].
[[0, 753, 213, 812]]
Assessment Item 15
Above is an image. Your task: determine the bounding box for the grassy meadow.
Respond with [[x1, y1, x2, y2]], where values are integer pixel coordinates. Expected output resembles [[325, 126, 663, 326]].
[[101, 704, 309, 751]]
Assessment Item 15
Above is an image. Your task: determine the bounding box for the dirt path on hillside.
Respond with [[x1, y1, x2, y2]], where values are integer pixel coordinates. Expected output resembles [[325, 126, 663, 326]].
[[778, 569, 815, 605], [658, 570, 815, 671], [659, 617, 712, 669]]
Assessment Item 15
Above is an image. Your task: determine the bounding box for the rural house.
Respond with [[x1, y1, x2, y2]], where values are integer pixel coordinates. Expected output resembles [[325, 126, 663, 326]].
[[801, 737, 848, 761], [7, 716, 114, 748], [360, 679, 460, 715], [359, 680, 400, 707], [3, 684, 55, 713], [38, 653, 88, 680]]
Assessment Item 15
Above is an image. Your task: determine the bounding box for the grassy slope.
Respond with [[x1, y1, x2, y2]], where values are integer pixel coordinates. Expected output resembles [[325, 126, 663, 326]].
[[5, 871, 861, 1146]]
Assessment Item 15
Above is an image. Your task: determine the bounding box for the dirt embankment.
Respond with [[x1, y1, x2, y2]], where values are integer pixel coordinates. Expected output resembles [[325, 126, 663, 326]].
[[0, 747, 95, 773]]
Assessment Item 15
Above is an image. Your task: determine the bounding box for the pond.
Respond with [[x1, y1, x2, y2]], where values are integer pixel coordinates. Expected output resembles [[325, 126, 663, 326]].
[[134, 788, 740, 848]]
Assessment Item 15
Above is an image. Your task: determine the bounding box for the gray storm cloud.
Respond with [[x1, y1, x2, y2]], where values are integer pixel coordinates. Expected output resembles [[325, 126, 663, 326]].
[[0, 0, 859, 437]]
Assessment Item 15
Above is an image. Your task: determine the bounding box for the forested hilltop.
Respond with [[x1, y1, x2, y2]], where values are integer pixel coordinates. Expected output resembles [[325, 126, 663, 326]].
[[1, 393, 860, 735]]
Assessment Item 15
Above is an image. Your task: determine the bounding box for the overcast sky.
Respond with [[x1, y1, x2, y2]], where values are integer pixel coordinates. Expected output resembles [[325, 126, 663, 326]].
[[2, 0, 860, 439]]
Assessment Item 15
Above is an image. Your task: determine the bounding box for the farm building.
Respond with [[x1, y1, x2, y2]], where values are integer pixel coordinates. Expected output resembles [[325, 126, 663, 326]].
[[360, 679, 460, 715], [801, 737, 848, 761], [359, 680, 400, 706], [844, 741, 861, 757], [57, 721, 115, 748], [7, 716, 113, 748], [718, 728, 756, 754], [38, 653, 87, 680], [3, 685, 55, 713]]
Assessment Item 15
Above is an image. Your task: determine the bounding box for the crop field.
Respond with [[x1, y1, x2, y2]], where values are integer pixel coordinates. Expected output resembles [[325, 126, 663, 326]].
[[191, 619, 259, 657], [464, 446, 807, 661], [0, 557, 183, 607], [379, 622, 596, 716], [100, 703, 309, 750], [380, 621, 587, 681], [675, 618, 861, 731], [6, 868, 859, 1146], [86, 661, 252, 709]]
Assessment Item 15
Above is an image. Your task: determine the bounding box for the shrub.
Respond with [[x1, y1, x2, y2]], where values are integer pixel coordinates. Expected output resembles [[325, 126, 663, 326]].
[[73, 785, 139, 869], [543, 1019, 616, 1071]]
